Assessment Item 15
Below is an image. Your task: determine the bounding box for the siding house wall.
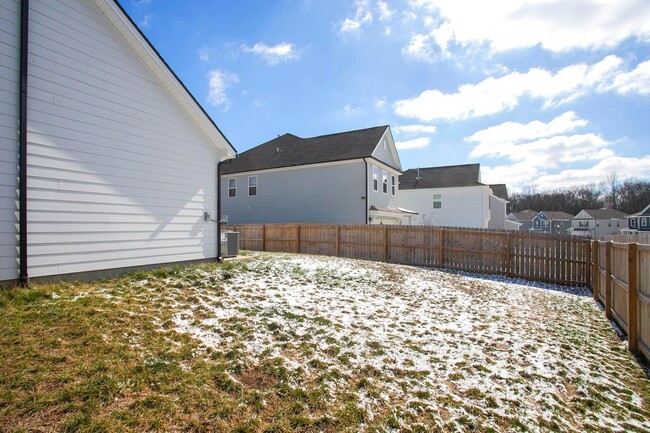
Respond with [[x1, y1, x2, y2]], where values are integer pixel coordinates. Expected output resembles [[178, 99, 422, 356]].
[[0, 0, 20, 282], [2, 0, 228, 280], [367, 160, 400, 212], [487, 195, 506, 229], [222, 161, 366, 224], [399, 186, 490, 227]]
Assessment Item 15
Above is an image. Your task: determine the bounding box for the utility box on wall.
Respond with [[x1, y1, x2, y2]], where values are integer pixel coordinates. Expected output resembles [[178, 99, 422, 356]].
[[221, 231, 239, 258]]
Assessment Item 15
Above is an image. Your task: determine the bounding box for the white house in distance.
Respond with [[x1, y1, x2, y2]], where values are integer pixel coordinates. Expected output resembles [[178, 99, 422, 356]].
[[0, 0, 236, 285], [398, 164, 511, 229], [221, 126, 417, 225], [568, 208, 629, 237]]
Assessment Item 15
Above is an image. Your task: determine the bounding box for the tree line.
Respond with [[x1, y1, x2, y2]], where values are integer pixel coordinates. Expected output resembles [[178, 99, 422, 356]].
[[509, 177, 650, 216]]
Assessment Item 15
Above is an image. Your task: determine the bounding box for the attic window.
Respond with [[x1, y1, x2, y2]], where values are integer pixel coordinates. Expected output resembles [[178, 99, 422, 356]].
[[383, 139, 387, 150], [372, 166, 378, 191]]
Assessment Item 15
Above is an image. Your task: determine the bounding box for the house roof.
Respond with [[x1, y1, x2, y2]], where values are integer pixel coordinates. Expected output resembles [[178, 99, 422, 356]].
[[539, 211, 574, 221], [221, 126, 392, 175], [369, 205, 418, 215], [575, 208, 629, 220], [399, 164, 482, 189], [509, 210, 537, 221], [101, 0, 236, 157], [628, 204, 650, 217], [489, 184, 508, 200]]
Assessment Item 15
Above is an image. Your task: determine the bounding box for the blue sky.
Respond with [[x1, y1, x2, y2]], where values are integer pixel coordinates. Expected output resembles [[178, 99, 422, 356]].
[[122, 0, 650, 192]]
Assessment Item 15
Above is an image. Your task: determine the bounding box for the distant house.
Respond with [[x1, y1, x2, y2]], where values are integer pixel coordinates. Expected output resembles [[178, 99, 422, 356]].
[[0, 0, 236, 285], [399, 164, 510, 229], [626, 204, 650, 232], [507, 210, 538, 231], [531, 211, 574, 235], [487, 184, 518, 230], [568, 209, 628, 237], [221, 126, 417, 225]]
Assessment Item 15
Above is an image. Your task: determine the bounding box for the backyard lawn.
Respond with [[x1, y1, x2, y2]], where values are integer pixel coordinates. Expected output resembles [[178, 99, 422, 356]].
[[0, 252, 648, 432]]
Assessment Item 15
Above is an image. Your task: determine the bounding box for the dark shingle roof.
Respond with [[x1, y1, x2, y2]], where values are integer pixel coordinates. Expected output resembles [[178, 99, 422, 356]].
[[221, 126, 391, 174], [399, 164, 482, 189], [509, 210, 537, 221], [489, 184, 508, 200], [539, 211, 574, 221], [575, 208, 629, 220]]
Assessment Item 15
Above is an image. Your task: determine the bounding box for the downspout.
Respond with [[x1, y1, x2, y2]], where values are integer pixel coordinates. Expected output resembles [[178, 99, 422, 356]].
[[363, 158, 369, 224], [19, 0, 30, 285]]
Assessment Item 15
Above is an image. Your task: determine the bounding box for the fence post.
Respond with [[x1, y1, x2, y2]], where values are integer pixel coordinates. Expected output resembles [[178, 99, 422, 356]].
[[383, 225, 389, 263], [262, 224, 266, 251], [336, 225, 340, 257], [605, 241, 612, 319], [505, 232, 512, 277], [628, 243, 639, 353], [296, 224, 301, 254], [592, 240, 599, 301]]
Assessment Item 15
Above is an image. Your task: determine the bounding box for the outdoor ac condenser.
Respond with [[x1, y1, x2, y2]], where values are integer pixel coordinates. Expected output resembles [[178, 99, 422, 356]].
[[221, 231, 239, 258]]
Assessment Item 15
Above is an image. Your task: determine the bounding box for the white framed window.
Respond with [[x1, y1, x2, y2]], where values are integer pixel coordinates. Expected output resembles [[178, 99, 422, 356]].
[[383, 139, 387, 150], [642, 218, 648, 227], [228, 178, 236, 198], [248, 176, 258, 196], [372, 166, 378, 191], [543, 220, 550, 228], [391, 175, 396, 196], [382, 170, 388, 194], [433, 194, 442, 209], [630, 219, 637, 227]]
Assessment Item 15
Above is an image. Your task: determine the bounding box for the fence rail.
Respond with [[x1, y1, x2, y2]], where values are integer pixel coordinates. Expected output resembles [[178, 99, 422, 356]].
[[227, 223, 590, 287]]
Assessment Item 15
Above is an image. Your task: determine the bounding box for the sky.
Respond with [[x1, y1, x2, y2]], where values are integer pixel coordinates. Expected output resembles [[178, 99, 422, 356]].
[[121, 0, 650, 192]]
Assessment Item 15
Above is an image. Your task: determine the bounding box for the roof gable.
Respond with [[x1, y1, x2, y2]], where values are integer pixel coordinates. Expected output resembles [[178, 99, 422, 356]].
[[399, 164, 483, 189], [489, 184, 508, 200], [371, 129, 402, 171], [509, 210, 537, 221], [538, 211, 574, 221], [221, 126, 392, 175], [94, 0, 236, 157], [575, 208, 628, 220]]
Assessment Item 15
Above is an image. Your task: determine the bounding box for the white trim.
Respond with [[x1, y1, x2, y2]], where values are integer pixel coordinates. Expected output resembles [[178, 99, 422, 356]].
[[228, 178, 237, 198], [248, 175, 258, 196], [91, 0, 236, 158]]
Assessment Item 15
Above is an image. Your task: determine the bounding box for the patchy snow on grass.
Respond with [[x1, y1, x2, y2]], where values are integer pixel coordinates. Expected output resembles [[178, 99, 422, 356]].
[[170, 252, 650, 432]]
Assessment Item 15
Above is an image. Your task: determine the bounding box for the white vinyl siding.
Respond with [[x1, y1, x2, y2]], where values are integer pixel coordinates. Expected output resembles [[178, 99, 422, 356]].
[[0, 0, 20, 282], [22, 0, 223, 278]]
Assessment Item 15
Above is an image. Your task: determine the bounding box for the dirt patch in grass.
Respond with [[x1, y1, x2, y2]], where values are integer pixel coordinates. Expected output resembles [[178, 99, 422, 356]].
[[1, 253, 649, 432]]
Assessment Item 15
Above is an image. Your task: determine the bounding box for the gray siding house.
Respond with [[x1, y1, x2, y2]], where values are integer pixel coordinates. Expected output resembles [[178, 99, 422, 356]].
[[531, 211, 574, 235], [626, 204, 650, 232], [221, 126, 415, 225], [507, 210, 538, 231]]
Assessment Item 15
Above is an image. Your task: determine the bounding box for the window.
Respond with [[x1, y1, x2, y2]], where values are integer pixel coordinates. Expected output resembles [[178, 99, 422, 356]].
[[372, 166, 378, 191], [630, 219, 637, 227], [383, 139, 387, 150], [248, 176, 258, 196], [642, 218, 648, 227], [391, 175, 396, 196], [433, 194, 442, 209], [382, 170, 388, 194], [543, 220, 550, 228], [228, 178, 236, 198]]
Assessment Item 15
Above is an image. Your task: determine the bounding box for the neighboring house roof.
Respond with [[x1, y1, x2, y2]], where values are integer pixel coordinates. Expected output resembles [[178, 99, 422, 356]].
[[574, 209, 629, 220], [369, 205, 418, 215], [489, 184, 508, 201], [221, 126, 393, 175], [539, 211, 574, 221], [628, 204, 650, 217], [399, 164, 482, 189], [509, 210, 538, 221], [101, 0, 236, 157]]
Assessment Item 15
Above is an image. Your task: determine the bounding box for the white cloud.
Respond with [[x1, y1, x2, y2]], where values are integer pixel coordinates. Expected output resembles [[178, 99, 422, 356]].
[[467, 111, 588, 150], [395, 137, 430, 150], [533, 156, 650, 190], [339, 0, 373, 33], [394, 56, 649, 122], [198, 46, 210, 62], [375, 98, 386, 108], [393, 124, 437, 135], [242, 42, 300, 65], [139, 13, 151, 28], [406, 0, 650, 55], [378, 1, 394, 21], [207, 70, 239, 110]]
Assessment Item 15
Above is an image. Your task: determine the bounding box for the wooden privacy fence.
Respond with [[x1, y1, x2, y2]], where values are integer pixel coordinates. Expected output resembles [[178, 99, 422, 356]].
[[593, 240, 650, 361], [226, 224, 591, 287]]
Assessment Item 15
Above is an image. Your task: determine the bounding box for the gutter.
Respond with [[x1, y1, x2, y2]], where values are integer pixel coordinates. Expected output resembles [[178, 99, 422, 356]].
[[19, 0, 29, 285], [363, 158, 369, 224]]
